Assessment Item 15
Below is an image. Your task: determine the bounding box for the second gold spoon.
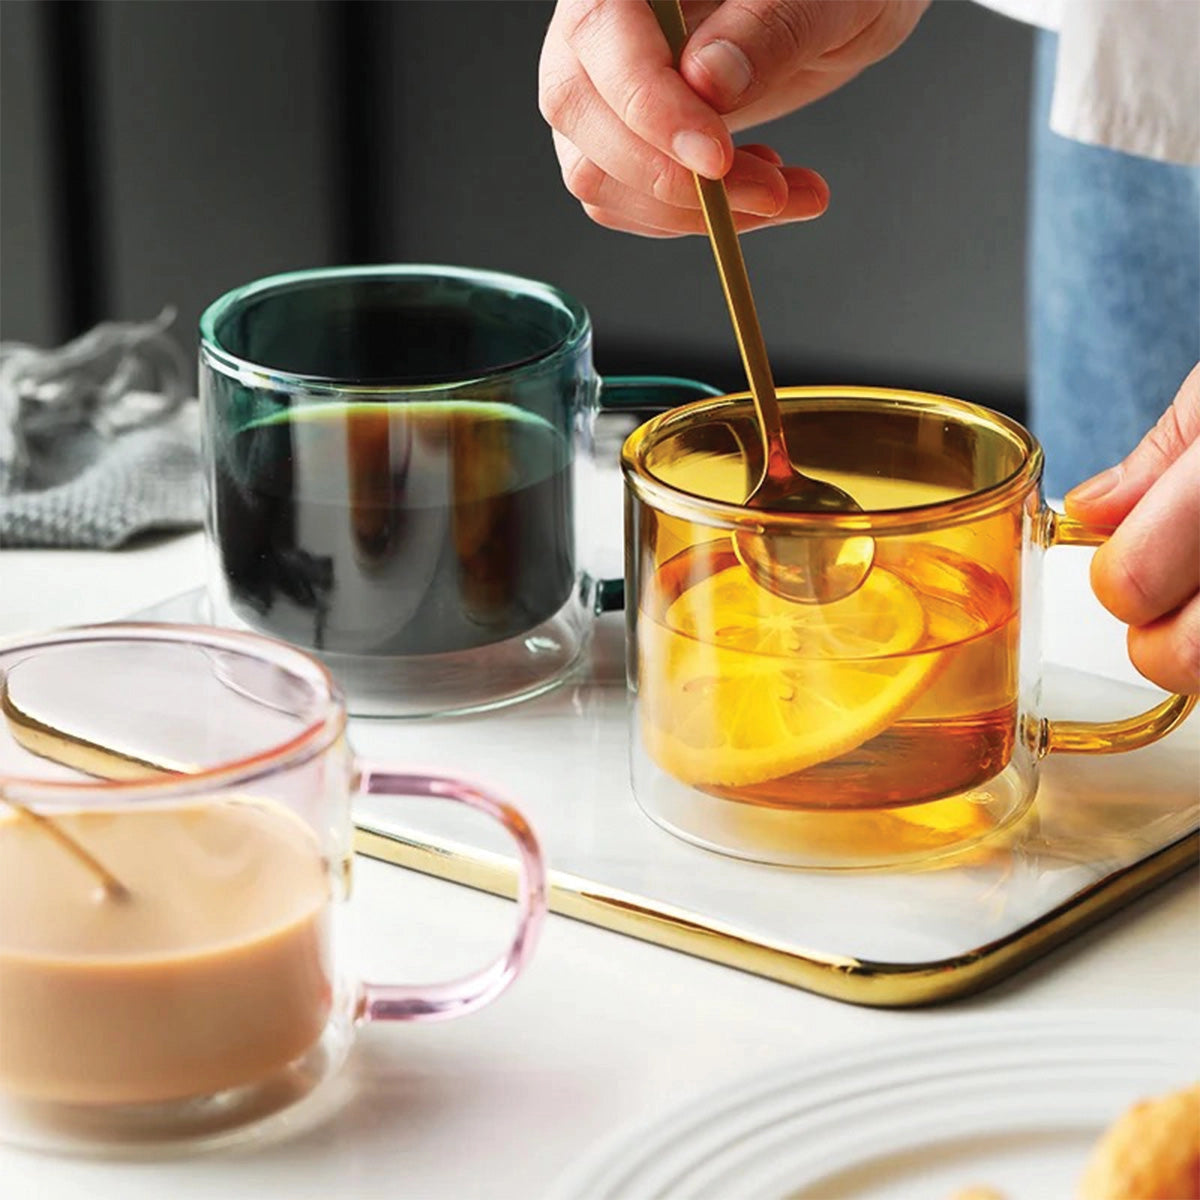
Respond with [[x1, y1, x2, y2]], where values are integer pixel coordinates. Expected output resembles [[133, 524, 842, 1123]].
[[651, 0, 874, 605]]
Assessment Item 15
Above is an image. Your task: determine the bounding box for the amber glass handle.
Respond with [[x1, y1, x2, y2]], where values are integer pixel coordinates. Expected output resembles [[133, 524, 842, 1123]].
[[1038, 511, 1197, 755]]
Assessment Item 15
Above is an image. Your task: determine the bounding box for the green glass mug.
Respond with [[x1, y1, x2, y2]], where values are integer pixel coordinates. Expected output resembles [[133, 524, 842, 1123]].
[[200, 265, 717, 717]]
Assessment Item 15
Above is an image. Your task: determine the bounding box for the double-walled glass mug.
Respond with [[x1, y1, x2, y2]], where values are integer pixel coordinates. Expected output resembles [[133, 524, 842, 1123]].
[[0, 625, 546, 1154], [622, 387, 1196, 870], [199, 265, 716, 717]]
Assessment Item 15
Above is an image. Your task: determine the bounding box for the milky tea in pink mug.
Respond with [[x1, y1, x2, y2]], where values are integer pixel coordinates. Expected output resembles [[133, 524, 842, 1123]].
[[0, 624, 545, 1155]]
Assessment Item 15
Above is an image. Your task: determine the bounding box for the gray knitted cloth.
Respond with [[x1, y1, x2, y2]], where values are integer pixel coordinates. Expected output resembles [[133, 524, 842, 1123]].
[[0, 312, 204, 549]]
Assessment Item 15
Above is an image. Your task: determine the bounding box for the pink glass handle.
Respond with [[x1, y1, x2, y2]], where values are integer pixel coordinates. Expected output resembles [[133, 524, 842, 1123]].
[[355, 768, 547, 1024]]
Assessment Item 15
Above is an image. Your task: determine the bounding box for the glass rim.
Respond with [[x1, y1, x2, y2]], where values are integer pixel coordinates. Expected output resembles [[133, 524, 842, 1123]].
[[0, 623, 347, 803], [620, 386, 1044, 535], [198, 263, 593, 396]]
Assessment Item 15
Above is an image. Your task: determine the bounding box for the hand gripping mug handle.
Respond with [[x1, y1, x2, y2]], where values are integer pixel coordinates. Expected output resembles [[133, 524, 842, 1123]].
[[354, 768, 547, 1023], [590, 375, 724, 614], [1034, 511, 1198, 755]]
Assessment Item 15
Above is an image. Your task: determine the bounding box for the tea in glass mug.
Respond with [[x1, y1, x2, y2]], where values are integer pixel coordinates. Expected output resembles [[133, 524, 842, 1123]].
[[622, 388, 1195, 870]]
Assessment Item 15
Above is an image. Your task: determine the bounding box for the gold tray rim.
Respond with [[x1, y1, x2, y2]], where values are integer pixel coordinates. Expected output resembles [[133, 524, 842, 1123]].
[[352, 821, 1199, 1008]]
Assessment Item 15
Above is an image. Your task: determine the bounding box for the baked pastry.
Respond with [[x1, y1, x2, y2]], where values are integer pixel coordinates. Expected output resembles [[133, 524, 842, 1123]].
[[1077, 1083, 1200, 1200]]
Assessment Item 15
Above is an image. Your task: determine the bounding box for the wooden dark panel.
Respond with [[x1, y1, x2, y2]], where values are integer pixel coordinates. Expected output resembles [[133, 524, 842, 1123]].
[[744, 0, 1034, 397], [4, 0, 1034, 406], [93, 0, 338, 360], [379, 1, 1032, 403], [0, 0, 59, 345]]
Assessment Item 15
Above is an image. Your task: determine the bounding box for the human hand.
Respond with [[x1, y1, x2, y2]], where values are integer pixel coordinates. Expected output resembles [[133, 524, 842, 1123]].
[[538, 0, 930, 237], [1065, 363, 1200, 694]]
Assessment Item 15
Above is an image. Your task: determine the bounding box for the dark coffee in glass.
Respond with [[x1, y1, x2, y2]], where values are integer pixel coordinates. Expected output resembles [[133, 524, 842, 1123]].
[[210, 399, 573, 656]]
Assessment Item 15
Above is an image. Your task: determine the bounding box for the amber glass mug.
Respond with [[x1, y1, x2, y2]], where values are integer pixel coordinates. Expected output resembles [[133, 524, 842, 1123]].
[[622, 387, 1196, 870]]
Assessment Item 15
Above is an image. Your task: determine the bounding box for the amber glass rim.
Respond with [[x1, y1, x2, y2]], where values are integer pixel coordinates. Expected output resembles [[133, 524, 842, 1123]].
[[621, 386, 1044, 535]]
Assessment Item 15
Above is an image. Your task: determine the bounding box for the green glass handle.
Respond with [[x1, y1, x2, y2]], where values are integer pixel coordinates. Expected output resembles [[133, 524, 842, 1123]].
[[599, 374, 723, 411]]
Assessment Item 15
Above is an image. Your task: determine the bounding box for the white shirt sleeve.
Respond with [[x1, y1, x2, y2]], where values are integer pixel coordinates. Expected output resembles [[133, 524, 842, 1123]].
[[974, 0, 1200, 167]]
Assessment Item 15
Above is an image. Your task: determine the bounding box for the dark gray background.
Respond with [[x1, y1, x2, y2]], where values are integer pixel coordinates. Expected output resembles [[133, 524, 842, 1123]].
[[1, 0, 1034, 414]]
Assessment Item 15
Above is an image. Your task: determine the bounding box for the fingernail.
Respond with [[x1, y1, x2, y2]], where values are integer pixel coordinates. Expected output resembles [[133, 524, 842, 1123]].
[[727, 180, 784, 217], [672, 130, 725, 178], [691, 40, 754, 104], [794, 186, 826, 216], [1065, 464, 1122, 505]]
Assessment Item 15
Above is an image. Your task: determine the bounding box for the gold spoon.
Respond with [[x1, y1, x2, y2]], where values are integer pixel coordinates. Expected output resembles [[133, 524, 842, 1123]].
[[650, 0, 874, 604], [0, 791, 131, 902], [1, 671, 132, 902]]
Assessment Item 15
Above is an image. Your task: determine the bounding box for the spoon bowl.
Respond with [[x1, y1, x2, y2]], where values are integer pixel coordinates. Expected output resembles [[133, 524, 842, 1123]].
[[734, 470, 877, 605]]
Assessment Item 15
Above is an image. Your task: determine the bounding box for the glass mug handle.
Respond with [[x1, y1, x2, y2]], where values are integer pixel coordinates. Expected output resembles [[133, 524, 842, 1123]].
[[354, 768, 547, 1022], [1036, 511, 1198, 754], [591, 375, 724, 613]]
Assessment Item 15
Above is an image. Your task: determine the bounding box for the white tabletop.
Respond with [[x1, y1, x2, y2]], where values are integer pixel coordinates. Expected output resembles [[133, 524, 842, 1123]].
[[0, 531, 1197, 1199]]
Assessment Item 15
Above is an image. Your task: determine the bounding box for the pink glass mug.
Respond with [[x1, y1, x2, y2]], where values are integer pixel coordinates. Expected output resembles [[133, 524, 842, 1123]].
[[0, 623, 546, 1154]]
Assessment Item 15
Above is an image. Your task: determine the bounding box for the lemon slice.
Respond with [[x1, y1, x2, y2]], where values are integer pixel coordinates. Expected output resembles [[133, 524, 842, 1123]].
[[640, 562, 941, 788]]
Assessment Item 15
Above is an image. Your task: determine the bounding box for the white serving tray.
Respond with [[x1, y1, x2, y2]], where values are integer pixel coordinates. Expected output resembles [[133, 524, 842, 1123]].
[[132, 540, 1198, 1009], [347, 611, 1198, 1007]]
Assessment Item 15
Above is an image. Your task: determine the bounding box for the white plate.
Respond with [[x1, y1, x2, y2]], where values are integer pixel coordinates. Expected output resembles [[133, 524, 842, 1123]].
[[551, 1013, 1200, 1200]]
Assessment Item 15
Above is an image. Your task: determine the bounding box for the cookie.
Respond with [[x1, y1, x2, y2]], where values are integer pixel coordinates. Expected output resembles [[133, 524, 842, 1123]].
[[1078, 1083, 1200, 1200]]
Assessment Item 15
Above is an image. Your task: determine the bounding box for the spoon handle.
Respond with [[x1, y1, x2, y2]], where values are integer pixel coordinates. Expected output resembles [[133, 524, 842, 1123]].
[[1, 792, 130, 902], [649, 0, 786, 459]]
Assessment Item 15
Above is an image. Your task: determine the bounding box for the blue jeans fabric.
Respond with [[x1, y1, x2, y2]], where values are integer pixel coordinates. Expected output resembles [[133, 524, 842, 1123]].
[[1028, 30, 1200, 498]]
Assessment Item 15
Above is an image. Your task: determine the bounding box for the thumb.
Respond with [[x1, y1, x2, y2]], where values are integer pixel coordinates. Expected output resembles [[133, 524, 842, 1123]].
[[1065, 362, 1200, 527]]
